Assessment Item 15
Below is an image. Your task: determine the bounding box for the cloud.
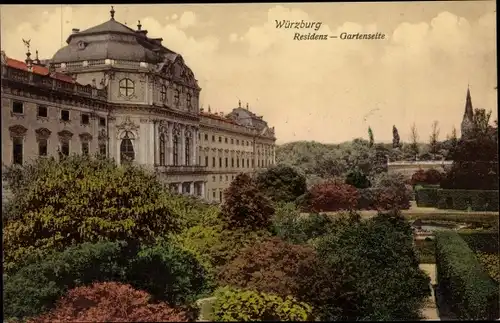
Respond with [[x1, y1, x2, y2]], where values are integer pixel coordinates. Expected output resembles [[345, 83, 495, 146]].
[[179, 11, 196, 28], [229, 32, 239, 42]]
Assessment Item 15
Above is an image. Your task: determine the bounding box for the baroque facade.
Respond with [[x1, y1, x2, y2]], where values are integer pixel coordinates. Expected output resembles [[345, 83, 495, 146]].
[[1, 7, 276, 203]]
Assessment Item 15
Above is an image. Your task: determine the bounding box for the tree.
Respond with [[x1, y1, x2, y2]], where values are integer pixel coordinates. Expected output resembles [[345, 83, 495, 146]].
[[472, 108, 492, 136], [4, 241, 132, 320], [392, 125, 401, 149], [372, 173, 411, 210], [254, 165, 307, 204], [217, 237, 318, 301], [28, 282, 188, 323], [311, 214, 430, 321], [2, 156, 180, 270], [368, 127, 374, 147], [306, 181, 360, 212], [409, 123, 419, 159], [345, 170, 371, 189], [213, 287, 313, 322], [429, 121, 440, 159], [221, 173, 275, 231], [126, 241, 208, 306]]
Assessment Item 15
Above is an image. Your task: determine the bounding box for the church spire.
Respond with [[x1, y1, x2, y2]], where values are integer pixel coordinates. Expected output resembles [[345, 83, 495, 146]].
[[464, 85, 473, 120]]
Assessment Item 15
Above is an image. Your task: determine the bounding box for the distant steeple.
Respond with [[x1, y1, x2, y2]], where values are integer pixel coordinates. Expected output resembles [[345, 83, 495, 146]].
[[137, 20, 142, 31], [238, 100, 241, 108], [110, 6, 115, 20], [464, 85, 474, 121], [461, 85, 475, 139]]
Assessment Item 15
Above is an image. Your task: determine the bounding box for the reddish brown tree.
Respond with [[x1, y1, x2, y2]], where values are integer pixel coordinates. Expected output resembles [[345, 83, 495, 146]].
[[217, 237, 319, 301], [221, 173, 275, 231], [307, 181, 359, 212], [28, 282, 188, 323], [410, 169, 427, 185]]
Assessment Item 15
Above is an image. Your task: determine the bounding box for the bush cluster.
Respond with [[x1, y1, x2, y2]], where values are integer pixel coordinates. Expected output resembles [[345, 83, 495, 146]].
[[27, 282, 188, 322], [212, 287, 313, 321], [435, 231, 498, 320], [306, 181, 359, 212]]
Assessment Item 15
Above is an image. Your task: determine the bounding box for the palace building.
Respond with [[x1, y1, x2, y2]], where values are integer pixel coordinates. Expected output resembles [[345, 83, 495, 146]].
[[1, 7, 276, 203]]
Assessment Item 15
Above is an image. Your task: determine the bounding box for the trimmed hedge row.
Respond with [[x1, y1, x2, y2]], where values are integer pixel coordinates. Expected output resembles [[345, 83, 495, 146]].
[[435, 231, 499, 320], [415, 187, 439, 207], [415, 188, 499, 211]]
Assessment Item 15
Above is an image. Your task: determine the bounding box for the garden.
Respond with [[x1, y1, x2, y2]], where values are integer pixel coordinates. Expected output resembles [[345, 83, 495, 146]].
[[3, 156, 433, 322]]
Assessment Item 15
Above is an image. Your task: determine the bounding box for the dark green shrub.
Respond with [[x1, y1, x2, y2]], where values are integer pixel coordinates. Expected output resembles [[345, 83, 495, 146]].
[[435, 231, 498, 320], [212, 287, 313, 321], [221, 173, 275, 231], [459, 232, 499, 254], [3, 241, 132, 320], [415, 187, 439, 207], [437, 189, 499, 211], [126, 241, 208, 306], [356, 188, 376, 210], [345, 170, 371, 189], [254, 165, 308, 203], [312, 214, 430, 321]]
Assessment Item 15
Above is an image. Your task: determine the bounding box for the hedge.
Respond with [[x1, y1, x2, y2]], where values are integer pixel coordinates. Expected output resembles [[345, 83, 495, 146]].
[[437, 189, 499, 211], [415, 187, 439, 207], [435, 231, 499, 320]]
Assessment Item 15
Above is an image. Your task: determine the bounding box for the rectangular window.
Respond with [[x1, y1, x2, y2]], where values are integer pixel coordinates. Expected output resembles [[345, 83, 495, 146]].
[[225, 175, 228, 181], [99, 117, 106, 127], [258, 160, 260, 167], [252, 159, 255, 167], [61, 110, 70, 121], [204, 134, 208, 140], [213, 190, 216, 198], [212, 157, 216, 167], [225, 138, 228, 143], [231, 158, 234, 167], [231, 139, 234, 144], [237, 159, 240, 168], [219, 157, 222, 168], [81, 114, 90, 125], [219, 175, 223, 181], [38, 139, 48, 156], [13, 137, 23, 165], [61, 140, 70, 156], [37, 105, 48, 118], [212, 176, 216, 182], [212, 135, 215, 142], [12, 101, 23, 114], [81, 142, 89, 155], [225, 157, 228, 168], [219, 136, 222, 142], [236, 140, 239, 145], [247, 159, 249, 168], [99, 143, 107, 156], [205, 156, 208, 166]]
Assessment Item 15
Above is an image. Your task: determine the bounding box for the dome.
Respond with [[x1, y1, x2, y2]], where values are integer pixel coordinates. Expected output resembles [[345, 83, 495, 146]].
[[51, 17, 167, 64]]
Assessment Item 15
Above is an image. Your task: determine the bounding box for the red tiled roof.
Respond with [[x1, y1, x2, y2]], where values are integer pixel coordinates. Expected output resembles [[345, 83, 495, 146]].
[[200, 111, 238, 125], [5, 57, 75, 83]]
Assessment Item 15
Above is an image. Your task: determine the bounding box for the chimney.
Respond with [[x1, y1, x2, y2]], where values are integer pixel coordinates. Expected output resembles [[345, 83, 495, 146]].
[[72, 28, 80, 34]]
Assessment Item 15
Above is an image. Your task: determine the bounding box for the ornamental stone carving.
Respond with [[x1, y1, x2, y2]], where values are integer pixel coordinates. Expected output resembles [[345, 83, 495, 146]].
[[79, 132, 93, 142], [116, 116, 139, 133], [58, 130, 73, 140], [9, 125, 28, 137], [35, 128, 51, 140]]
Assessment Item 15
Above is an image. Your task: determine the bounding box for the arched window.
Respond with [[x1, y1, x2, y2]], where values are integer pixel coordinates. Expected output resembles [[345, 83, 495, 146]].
[[160, 85, 167, 103], [185, 137, 191, 166], [173, 135, 179, 166], [120, 131, 135, 163], [187, 93, 192, 110], [159, 133, 166, 166], [119, 78, 135, 97], [174, 89, 180, 106]]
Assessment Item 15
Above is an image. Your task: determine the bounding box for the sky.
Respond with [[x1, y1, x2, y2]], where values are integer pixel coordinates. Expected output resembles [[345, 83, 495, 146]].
[[1, 2, 497, 144]]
